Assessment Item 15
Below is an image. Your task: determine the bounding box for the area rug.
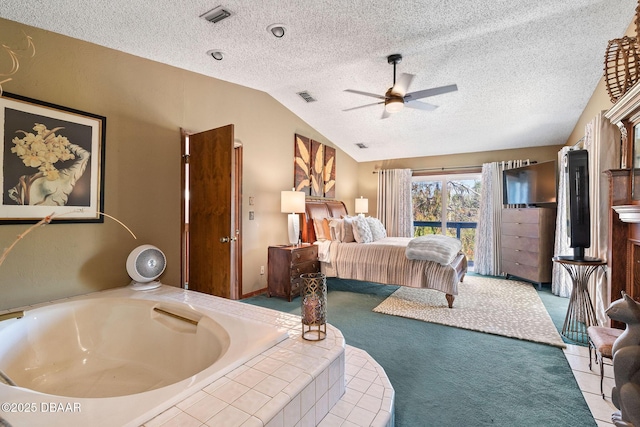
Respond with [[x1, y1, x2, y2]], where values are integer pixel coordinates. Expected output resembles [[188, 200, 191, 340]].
[[372, 275, 566, 348]]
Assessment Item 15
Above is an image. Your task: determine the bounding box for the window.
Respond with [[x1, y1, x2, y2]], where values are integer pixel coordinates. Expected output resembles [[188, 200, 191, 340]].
[[412, 173, 481, 267]]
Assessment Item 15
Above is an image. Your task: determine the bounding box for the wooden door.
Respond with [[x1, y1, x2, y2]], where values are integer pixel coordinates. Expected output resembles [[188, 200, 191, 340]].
[[182, 125, 240, 299]]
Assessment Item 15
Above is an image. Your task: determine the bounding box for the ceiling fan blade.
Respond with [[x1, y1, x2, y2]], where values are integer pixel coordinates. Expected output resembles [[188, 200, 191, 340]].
[[405, 100, 438, 111], [344, 89, 386, 100], [381, 109, 391, 119], [343, 101, 384, 112], [405, 84, 458, 101], [391, 73, 414, 96]]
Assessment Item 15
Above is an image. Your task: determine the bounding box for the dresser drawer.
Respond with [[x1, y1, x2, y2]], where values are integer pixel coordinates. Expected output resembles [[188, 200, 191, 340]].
[[501, 247, 539, 267], [502, 260, 541, 282], [290, 260, 320, 280], [501, 235, 540, 251], [290, 279, 302, 297], [502, 208, 541, 224], [290, 261, 320, 296], [501, 222, 541, 238], [290, 246, 318, 264]]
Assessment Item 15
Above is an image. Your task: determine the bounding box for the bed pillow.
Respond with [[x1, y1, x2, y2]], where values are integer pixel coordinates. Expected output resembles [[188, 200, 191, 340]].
[[329, 219, 343, 241], [313, 218, 331, 241], [351, 216, 373, 243], [341, 216, 356, 243], [365, 217, 387, 241]]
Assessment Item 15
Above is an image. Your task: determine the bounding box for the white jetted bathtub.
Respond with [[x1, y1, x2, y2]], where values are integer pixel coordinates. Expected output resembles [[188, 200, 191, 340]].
[[0, 288, 288, 427]]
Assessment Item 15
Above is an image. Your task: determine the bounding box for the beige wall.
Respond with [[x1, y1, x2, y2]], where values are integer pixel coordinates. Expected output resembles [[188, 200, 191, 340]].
[[0, 19, 359, 310], [357, 145, 564, 213], [565, 17, 635, 146]]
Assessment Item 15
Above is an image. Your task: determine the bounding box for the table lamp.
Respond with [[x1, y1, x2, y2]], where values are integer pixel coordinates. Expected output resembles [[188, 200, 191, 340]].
[[281, 189, 306, 245], [355, 196, 369, 217]]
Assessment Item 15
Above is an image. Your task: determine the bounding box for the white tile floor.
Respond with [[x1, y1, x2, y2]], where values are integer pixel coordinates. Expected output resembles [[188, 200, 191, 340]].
[[563, 344, 618, 426]]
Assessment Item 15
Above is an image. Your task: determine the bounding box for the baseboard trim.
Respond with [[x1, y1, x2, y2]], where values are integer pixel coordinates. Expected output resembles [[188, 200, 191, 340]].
[[241, 287, 267, 299]]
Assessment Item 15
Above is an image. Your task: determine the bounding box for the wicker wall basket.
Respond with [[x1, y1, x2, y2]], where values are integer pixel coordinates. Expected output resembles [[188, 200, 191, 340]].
[[604, 35, 640, 103]]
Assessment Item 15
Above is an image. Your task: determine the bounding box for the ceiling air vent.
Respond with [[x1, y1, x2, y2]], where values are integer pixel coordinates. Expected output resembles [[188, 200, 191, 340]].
[[201, 6, 232, 23], [297, 91, 316, 103], [355, 143, 368, 149]]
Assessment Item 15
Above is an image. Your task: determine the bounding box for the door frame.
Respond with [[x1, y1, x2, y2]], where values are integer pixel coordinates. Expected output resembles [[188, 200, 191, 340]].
[[180, 128, 242, 299]]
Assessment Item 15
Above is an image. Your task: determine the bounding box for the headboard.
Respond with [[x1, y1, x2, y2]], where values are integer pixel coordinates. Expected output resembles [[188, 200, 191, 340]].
[[301, 198, 348, 243]]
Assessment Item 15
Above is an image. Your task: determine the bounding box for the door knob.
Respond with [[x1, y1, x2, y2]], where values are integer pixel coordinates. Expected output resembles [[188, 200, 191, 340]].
[[220, 237, 230, 243]]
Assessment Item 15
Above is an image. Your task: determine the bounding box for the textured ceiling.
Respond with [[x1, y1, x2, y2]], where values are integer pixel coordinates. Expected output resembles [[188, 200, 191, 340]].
[[0, 1, 636, 162]]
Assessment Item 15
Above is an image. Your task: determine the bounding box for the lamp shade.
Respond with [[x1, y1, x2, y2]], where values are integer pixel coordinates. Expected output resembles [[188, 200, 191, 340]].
[[281, 190, 305, 245], [355, 197, 369, 215], [281, 190, 305, 213], [385, 98, 404, 113]]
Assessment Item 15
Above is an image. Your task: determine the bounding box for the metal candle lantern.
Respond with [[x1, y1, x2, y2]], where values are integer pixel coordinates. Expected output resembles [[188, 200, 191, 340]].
[[300, 272, 327, 340]]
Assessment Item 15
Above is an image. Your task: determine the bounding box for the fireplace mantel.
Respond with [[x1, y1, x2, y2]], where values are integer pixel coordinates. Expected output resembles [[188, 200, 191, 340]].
[[613, 204, 640, 223]]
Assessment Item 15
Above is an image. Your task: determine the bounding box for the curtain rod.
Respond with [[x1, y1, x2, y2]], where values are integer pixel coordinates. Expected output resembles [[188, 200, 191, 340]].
[[373, 165, 482, 174]]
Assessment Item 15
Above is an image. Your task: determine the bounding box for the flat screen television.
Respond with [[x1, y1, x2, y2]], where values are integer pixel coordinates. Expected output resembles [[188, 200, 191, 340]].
[[502, 160, 557, 206]]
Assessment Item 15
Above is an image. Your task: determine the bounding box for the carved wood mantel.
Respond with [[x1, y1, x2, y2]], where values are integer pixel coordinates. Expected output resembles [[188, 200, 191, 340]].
[[605, 169, 632, 328], [605, 80, 640, 169], [604, 79, 640, 327]]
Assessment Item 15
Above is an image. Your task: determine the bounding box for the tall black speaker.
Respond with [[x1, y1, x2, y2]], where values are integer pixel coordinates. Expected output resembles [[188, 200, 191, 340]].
[[566, 149, 590, 260]]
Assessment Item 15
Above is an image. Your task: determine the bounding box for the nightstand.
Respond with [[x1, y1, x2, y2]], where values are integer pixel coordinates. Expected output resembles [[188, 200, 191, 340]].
[[267, 244, 319, 301]]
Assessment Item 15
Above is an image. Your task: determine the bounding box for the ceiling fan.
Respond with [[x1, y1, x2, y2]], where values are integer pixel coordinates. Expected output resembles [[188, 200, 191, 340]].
[[343, 54, 458, 119]]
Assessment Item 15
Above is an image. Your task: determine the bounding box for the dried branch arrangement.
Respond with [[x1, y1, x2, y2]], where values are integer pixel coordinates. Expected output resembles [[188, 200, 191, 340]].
[[0, 33, 35, 95]]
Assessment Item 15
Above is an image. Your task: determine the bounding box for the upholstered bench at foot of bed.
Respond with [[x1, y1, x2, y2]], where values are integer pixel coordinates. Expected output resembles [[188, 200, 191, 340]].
[[445, 294, 455, 308], [445, 252, 468, 308]]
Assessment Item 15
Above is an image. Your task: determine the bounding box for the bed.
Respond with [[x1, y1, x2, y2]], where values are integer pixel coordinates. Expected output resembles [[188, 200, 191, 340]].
[[301, 198, 468, 308]]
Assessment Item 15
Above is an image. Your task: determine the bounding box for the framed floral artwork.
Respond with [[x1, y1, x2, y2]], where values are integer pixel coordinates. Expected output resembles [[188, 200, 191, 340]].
[[294, 134, 311, 194], [323, 145, 335, 198], [0, 92, 106, 224], [310, 139, 324, 197], [293, 133, 337, 198]]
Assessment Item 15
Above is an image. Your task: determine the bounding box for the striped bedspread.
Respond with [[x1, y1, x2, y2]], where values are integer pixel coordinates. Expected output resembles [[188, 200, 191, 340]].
[[322, 237, 463, 296]]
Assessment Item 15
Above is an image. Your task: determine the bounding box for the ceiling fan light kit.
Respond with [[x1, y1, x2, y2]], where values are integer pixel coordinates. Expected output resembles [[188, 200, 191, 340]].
[[385, 97, 404, 113], [344, 53, 458, 118]]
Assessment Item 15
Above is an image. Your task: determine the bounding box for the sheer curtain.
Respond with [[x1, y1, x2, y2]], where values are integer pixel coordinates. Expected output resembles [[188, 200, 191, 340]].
[[377, 169, 413, 237], [552, 146, 572, 297], [474, 160, 529, 276], [585, 112, 619, 325]]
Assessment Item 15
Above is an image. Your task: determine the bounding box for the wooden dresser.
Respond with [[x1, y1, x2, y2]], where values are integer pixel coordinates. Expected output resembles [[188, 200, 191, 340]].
[[267, 244, 319, 301], [501, 207, 556, 286]]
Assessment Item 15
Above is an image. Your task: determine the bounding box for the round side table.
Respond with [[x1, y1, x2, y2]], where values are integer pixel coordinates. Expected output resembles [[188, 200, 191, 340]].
[[552, 256, 606, 344]]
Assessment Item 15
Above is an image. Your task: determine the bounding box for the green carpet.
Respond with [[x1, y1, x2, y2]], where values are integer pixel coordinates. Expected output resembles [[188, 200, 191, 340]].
[[242, 275, 595, 427]]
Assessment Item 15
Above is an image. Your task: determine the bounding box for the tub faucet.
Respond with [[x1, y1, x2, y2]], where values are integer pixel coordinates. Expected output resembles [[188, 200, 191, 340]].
[[0, 310, 23, 322]]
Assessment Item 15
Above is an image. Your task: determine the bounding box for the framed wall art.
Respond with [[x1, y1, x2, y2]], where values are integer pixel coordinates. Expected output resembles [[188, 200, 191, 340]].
[[294, 133, 336, 198], [294, 134, 311, 194], [323, 145, 335, 198], [310, 139, 324, 197], [0, 92, 106, 224]]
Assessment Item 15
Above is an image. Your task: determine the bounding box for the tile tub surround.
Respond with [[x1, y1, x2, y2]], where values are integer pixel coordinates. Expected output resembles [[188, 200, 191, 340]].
[[0, 286, 395, 427]]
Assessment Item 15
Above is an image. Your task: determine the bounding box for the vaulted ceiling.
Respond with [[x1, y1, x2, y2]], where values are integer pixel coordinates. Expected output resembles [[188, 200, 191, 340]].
[[0, 1, 635, 162]]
